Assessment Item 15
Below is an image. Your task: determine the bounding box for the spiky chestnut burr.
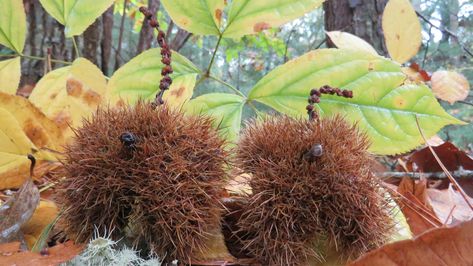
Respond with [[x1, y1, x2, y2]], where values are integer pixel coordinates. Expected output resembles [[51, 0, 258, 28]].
[[55, 102, 228, 263], [235, 89, 393, 265]]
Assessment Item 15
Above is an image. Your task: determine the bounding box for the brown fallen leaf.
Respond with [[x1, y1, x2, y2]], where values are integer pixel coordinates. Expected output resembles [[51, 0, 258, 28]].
[[0, 177, 40, 245], [349, 220, 473, 266], [0, 241, 83, 266], [427, 185, 473, 226], [394, 178, 442, 235], [431, 70, 470, 104]]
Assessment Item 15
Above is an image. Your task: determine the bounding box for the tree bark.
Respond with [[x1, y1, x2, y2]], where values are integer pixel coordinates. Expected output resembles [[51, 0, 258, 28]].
[[136, 0, 160, 55], [101, 6, 114, 75], [22, 0, 68, 86], [323, 0, 388, 55], [83, 18, 101, 66]]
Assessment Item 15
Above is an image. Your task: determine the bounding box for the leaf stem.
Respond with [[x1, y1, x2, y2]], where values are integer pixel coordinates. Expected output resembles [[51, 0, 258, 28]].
[[208, 75, 245, 97], [72, 37, 81, 58], [205, 34, 223, 76]]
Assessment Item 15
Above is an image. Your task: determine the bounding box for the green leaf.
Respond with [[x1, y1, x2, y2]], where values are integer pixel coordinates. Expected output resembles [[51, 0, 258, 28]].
[[0, 0, 26, 53], [185, 93, 245, 142], [161, 0, 224, 35], [39, 0, 115, 37], [0, 57, 21, 94], [223, 0, 324, 38], [107, 48, 200, 107], [248, 49, 464, 155]]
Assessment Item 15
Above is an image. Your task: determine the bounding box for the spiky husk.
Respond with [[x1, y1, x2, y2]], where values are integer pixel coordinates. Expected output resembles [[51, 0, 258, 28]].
[[55, 102, 227, 263], [235, 115, 393, 265]]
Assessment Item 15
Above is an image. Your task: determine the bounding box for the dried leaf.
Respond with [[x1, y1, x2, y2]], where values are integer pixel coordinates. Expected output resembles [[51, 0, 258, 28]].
[[405, 142, 473, 173], [431, 70, 470, 104], [427, 185, 473, 225], [349, 220, 473, 266], [0, 178, 40, 244], [0, 241, 83, 266], [22, 200, 59, 249], [396, 177, 442, 235]]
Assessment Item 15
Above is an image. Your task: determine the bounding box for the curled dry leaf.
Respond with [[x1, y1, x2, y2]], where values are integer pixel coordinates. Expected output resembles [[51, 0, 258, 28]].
[[349, 219, 473, 266], [427, 185, 473, 226], [0, 241, 83, 266], [431, 70, 470, 104], [0, 178, 40, 244]]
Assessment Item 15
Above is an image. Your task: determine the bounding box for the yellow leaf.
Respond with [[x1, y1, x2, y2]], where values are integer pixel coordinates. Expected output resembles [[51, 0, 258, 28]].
[[0, 93, 64, 189], [326, 31, 378, 56], [29, 58, 106, 140], [382, 0, 422, 63], [0, 57, 21, 94], [431, 70, 470, 104], [22, 200, 58, 249]]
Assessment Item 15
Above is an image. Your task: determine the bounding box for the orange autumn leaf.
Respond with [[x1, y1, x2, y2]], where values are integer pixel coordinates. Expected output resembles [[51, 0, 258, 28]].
[[0, 241, 83, 266], [349, 220, 473, 266]]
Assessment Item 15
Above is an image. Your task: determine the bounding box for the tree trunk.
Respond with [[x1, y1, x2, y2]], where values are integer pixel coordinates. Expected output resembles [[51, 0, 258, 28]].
[[22, 0, 68, 86], [323, 0, 388, 55], [101, 6, 114, 75], [83, 19, 102, 66], [136, 0, 160, 55]]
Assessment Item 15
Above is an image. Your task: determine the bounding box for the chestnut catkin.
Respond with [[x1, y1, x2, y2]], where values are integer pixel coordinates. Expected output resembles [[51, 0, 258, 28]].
[[55, 102, 227, 263], [235, 115, 393, 265]]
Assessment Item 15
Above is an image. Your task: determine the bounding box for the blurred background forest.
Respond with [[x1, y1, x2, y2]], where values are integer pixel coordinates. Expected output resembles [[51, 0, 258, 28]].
[[1, 0, 472, 149]]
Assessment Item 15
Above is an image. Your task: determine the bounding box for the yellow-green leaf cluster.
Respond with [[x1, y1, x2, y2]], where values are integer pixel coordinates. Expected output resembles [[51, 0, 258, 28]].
[[29, 58, 107, 140], [0, 93, 64, 189]]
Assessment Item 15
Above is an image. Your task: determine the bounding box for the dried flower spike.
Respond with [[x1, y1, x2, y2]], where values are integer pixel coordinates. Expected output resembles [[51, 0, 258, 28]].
[[306, 85, 353, 120], [139, 6, 173, 108]]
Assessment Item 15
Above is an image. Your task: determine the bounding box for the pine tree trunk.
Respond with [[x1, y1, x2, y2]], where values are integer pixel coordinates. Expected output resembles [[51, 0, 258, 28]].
[[323, 0, 388, 55]]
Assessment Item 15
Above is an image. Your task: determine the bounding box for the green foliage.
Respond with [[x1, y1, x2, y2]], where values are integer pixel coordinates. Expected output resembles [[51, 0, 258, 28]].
[[0, 0, 26, 53], [0, 57, 21, 94], [107, 48, 200, 107], [248, 49, 464, 154], [223, 0, 324, 38], [39, 0, 115, 37], [185, 93, 246, 142]]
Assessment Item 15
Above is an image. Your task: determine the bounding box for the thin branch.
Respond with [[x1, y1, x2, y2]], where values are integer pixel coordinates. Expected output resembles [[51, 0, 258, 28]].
[[416, 11, 473, 58], [458, 100, 473, 107], [208, 75, 245, 97], [377, 170, 473, 179], [415, 116, 473, 211], [114, 0, 128, 70]]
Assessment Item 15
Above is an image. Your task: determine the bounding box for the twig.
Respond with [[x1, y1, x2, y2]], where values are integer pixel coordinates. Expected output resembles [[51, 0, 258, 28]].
[[415, 115, 473, 211], [114, 0, 128, 70], [458, 100, 473, 107], [416, 11, 473, 58], [377, 170, 473, 179]]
